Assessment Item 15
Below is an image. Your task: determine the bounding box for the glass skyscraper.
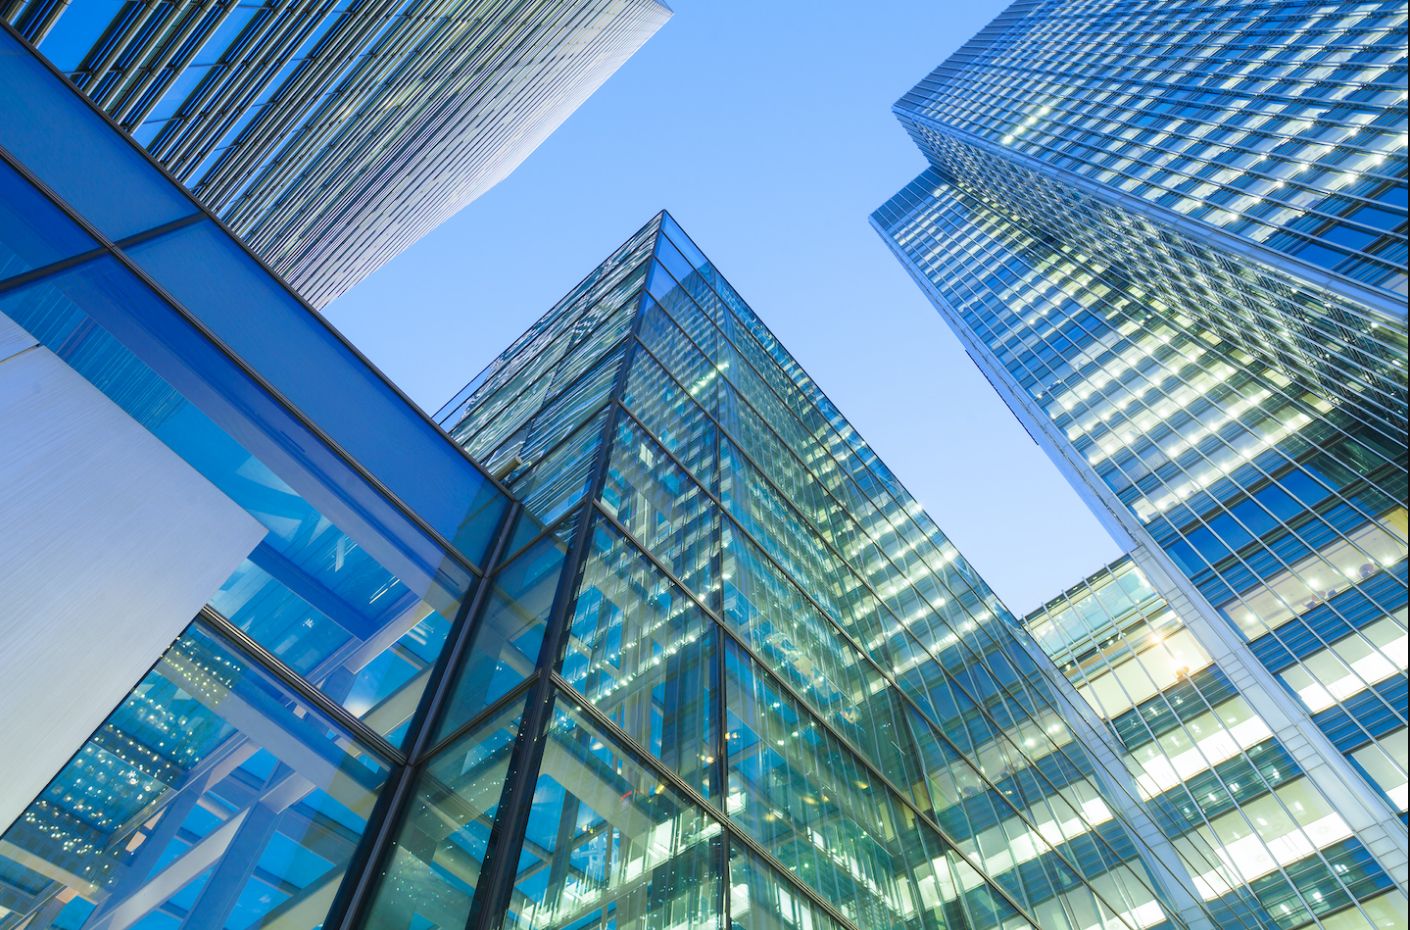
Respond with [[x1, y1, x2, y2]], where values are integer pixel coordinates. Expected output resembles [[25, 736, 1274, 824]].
[[410, 209, 1284, 930], [3, 0, 670, 306], [0, 29, 1272, 925], [1026, 558, 1406, 930], [873, 2, 1408, 929]]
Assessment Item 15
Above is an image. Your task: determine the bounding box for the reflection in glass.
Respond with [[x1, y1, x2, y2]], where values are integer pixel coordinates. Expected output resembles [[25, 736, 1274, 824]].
[[728, 844, 849, 930], [501, 698, 723, 929], [601, 416, 719, 605], [563, 519, 718, 798], [436, 533, 568, 741], [363, 700, 523, 930], [0, 623, 388, 929]]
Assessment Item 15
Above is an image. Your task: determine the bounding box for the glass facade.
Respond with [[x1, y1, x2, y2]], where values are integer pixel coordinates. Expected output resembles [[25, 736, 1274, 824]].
[[1027, 558, 1406, 930], [0, 27, 511, 929], [890, 0, 1407, 439], [3, 25, 1238, 929], [401, 210, 1292, 930], [872, 3, 1409, 929], [2, 1, 670, 305]]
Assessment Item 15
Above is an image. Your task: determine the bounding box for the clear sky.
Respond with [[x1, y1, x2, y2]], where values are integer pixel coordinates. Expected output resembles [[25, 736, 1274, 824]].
[[327, 0, 1124, 615]]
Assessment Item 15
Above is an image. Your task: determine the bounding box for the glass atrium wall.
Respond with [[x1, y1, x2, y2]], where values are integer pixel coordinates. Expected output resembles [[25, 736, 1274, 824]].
[[3, 0, 670, 305], [381, 211, 1290, 930], [0, 28, 512, 928]]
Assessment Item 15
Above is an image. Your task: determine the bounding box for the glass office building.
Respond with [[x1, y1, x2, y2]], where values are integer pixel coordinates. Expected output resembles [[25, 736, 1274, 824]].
[[408, 209, 1289, 930], [1026, 557, 1406, 930], [0, 31, 1264, 920], [3, 0, 670, 306], [873, 2, 1409, 929], [884, 0, 1406, 439]]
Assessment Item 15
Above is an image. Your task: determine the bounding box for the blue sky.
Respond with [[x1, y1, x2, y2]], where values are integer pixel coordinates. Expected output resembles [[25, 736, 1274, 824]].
[[328, 0, 1123, 614]]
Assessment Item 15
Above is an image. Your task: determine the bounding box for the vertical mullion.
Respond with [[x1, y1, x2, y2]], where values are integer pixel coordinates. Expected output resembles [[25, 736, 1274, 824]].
[[711, 293, 733, 930], [463, 241, 658, 930], [328, 497, 521, 930]]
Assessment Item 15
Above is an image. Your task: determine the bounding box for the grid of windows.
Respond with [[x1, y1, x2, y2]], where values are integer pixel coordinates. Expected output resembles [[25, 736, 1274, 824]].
[[872, 2, 1408, 926], [378, 211, 1315, 930], [900, 0, 1408, 293], [1026, 558, 1406, 930], [874, 173, 1407, 920], [3, 0, 670, 305]]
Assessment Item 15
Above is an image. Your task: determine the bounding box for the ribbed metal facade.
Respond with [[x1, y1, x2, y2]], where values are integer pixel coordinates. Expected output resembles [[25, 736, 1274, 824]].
[[4, 0, 670, 306]]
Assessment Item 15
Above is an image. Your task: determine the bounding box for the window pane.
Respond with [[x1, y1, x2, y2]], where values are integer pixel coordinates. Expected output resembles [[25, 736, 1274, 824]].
[[601, 415, 719, 604], [728, 844, 850, 930], [724, 640, 964, 930], [436, 533, 569, 741], [0, 623, 388, 929], [363, 698, 523, 929], [562, 519, 718, 798], [502, 696, 724, 929]]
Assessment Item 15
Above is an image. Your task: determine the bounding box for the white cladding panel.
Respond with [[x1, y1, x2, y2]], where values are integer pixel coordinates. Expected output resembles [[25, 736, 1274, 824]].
[[0, 319, 265, 833]]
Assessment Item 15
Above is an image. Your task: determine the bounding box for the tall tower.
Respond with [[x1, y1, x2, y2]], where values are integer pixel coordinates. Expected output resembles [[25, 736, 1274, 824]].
[[3, 0, 671, 305], [873, 2, 1409, 929], [385, 211, 1263, 930]]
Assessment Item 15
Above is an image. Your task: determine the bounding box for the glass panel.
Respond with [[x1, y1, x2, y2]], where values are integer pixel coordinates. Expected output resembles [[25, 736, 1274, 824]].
[[562, 519, 718, 798], [502, 696, 723, 929], [362, 698, 523, 930], [510, 408, 610, 526], [728, 844, 850, 930], [621, 347, 717, 492], [724, 640, 949, 930], [721, 523, 924, 799], [0, 158, 96, 282], [0, 623, 389, 929], [600, 415, 719, 606], [123, 219, 507, 566], [1, 257, 475, 746], [0, 29, 197, 240], [436, 533, 569, 741]]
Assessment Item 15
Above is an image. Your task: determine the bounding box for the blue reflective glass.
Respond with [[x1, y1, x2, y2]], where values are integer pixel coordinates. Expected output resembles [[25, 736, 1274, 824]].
[[0, 29, 197, 240], [435, 531, 569, 740], [122, 220, 507, 565], [0, 623, 389, 929], [0, 158, 96, 281], [0, 257, 476, 742]]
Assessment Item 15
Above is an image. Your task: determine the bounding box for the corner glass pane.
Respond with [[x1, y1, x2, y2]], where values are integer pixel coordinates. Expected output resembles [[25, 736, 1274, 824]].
[[562, 519, 719, 799], [362, 698, 523, 930], [0, 622, 389, 929], [502, 696, 723, 929], [435, 532, 569, 741], [621, 348, 718, 492]]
